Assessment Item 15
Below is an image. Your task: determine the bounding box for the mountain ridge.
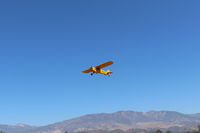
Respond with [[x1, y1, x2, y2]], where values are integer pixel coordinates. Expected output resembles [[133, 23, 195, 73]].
[[1, 110, 200, 133]]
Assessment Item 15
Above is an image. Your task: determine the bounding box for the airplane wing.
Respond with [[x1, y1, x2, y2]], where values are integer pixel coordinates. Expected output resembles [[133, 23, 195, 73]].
[[82, 67, 93, 73], [95, 61, 114, 69]]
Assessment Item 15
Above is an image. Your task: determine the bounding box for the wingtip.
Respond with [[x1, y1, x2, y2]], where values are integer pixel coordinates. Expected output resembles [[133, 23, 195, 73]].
[[109, 61, 114, 64]]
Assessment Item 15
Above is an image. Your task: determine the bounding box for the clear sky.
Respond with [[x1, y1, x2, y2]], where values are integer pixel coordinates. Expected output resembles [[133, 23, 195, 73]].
[[0, 0, 200, 126]]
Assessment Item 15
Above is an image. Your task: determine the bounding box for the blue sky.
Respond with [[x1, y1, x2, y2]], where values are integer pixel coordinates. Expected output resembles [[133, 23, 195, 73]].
[[0, 0, 200, 126]]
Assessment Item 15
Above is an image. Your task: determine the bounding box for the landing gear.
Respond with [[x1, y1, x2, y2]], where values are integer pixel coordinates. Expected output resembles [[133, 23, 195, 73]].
[[91, 73, 94, 76]]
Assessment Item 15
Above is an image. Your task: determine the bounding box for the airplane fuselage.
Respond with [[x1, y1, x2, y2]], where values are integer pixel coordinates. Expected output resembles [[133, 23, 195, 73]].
[[91, 67, 112, 75]]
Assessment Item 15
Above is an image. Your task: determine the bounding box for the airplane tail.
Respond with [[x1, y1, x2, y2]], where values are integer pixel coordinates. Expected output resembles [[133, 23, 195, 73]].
[[106, 70, 112, 75]]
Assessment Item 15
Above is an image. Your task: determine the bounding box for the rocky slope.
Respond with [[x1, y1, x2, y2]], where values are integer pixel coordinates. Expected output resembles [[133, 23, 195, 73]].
[[1, 111, 200, 133]]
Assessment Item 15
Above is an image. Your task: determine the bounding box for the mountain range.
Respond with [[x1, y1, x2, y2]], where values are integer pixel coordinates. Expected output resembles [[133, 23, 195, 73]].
[[1, 110, 200, 133]]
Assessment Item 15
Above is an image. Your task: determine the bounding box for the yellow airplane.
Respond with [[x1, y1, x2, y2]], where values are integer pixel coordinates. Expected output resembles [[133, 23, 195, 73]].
[[82, 61, 114, 76]]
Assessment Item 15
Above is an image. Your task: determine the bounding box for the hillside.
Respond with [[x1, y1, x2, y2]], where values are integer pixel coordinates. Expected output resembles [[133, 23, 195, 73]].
[[1, 111, 200, 133]]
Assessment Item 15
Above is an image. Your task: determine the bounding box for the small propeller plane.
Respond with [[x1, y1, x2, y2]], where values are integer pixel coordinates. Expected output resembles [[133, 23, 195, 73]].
[[82, 61, 114, 76]]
